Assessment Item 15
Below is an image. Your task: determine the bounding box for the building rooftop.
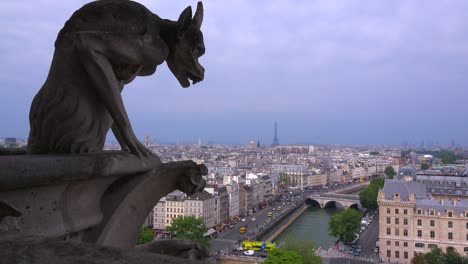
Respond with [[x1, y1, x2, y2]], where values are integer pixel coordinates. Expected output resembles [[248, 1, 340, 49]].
[[381, 179, 427, 201]]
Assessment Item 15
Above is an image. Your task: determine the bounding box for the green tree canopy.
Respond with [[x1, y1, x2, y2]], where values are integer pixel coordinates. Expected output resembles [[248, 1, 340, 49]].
[[369, 151, 379, 155], [166, 215, 209, 246], [421, 163, 430, 170], [384, 166, 396, 179], [278, 237, 321, 264], [411, 247, 468, 264], [359, 178, 385, 211], [328, 208, 361, 243], [137, 227, 155, 245], [264, 249, 302, 264]]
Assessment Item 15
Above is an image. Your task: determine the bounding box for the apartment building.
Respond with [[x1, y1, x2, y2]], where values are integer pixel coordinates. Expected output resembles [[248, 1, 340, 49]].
[[185, 190, 216, 228], [378, 179, 468, 263]]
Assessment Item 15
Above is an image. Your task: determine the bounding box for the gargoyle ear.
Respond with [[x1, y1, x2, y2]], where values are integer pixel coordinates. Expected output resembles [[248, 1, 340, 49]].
[[192, 2, 203, 29], [177, 6, 192, 38]]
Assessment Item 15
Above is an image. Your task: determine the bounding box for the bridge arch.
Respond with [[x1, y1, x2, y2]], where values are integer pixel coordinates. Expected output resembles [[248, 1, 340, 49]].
[[305, 198, 321, 207], [349, 203, 359, 210], [324, 200, 345, 209]]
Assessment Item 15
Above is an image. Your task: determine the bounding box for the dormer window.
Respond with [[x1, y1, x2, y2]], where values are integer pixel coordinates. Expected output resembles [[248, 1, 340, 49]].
[[448, 211, 453, 217]]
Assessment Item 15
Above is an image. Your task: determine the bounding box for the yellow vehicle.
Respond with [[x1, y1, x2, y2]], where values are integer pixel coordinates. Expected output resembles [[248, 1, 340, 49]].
[[277, 206, 282, 211], [239, 227, 247, 234], [242, 241, 275, 252], [267, 212, 273, 217]]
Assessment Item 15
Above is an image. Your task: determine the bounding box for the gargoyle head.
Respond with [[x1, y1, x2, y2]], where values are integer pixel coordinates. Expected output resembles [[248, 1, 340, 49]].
[[167, 2, 205, 88]]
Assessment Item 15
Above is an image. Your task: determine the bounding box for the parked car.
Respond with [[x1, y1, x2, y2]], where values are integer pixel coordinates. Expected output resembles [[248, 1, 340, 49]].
[[353, 250, 361, 256], [241, 218, 246, 222], [374, 247, 379, 253], [244, 250, 255, 256], [251, 217, 256, 222], [349, 248, 355, 254]]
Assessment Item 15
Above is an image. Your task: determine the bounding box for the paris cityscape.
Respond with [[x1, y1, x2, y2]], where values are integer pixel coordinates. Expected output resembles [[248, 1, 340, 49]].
[[1, 1, 468, 264], [3, 123, 468, 264]]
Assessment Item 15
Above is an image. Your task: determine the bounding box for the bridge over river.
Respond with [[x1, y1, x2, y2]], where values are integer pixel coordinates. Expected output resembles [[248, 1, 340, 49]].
[[306, 193, 361, 209]]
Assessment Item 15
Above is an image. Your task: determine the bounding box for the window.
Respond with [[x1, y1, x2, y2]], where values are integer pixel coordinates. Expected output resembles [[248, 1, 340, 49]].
[[395, 241, 400, 247], [466, 234, 468, 241], [415, 243, 425, 249], [404, 242, 408, 247], [448, 221, 453, 228], [395, 251, 400, 259], [417, 219, 422, 226], [395, 209, 399, 214], [429, 244, 438, 249], [395, 228, 400, 236], [448, 232, 453, 240], [464, 247, 468, 253], [404, 209, 408, 215], [417, 209, 422, 215], [387, 228, 391, 235], [430, 231, 435, 238], [417, 230, 422, 237], [387, 241, 391, 246], [448, 211, 453, 217], [395, 218, 400, 225], [430, 220, 435, 227], [387, 208, 391, 214], [404, 219, 408, 225], [387, 250, 391, 258], [387, 217, 391, 224], [430, 210, 435, 215], [404, 229, 408, 237], [466, 223, 468, 229], [404, 252, 408, 259]]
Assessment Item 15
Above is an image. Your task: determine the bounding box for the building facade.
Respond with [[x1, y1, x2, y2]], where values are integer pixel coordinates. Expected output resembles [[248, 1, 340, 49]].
[[378, 179, 468, 263]]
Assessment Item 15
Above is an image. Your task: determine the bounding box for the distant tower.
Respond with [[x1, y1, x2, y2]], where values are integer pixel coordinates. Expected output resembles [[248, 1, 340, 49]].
[[257, 140, 260, 148], [249, 138, 255, 147], [271, 122, 280, 147], [198, 138, 202, 146], [145, 135, 150, 147]]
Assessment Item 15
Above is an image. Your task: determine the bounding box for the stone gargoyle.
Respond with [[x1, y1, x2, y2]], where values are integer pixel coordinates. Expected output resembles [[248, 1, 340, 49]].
[[0, 0, 210, 262]]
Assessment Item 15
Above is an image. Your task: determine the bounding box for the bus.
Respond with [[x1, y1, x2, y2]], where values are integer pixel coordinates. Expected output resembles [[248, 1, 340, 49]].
[[239, 227, 246, 234], [242, 241, 275, 252]]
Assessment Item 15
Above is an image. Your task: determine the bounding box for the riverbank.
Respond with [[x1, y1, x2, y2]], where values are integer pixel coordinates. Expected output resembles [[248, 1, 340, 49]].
[[254, 203, 309, 242]]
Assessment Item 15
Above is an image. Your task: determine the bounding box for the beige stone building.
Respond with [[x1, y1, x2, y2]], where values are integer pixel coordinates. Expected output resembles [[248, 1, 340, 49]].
[[378, 179, 468, 263]]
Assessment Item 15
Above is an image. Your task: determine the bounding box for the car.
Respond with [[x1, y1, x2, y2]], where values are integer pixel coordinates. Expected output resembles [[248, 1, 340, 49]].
[[234, 246, 243, 251], [272, 208, 276, 211], [244, 250, 255, 256], [241, 218, 246, 222], [374, 247, 379, 253], [251, 217, 256, 222], [267, 212, 273, 217], [349, 248, 355, 254], [356, 245, 362, 252], [353, 250, 361, 256]]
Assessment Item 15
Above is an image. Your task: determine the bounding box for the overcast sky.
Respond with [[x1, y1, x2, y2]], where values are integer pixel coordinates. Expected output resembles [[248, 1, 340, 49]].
[[1, 0, 467, 146]]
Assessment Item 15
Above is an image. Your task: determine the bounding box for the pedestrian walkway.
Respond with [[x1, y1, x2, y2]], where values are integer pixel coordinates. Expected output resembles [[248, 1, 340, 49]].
[[315, 246, 377, 263]]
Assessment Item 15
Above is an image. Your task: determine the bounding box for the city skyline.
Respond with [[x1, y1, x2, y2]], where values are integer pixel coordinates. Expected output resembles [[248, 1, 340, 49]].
[[1, 1, 468, 145]]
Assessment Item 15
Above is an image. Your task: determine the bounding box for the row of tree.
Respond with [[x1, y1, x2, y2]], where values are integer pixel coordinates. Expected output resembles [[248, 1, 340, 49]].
[[411, 248, 468, 264], [265, 237, 321, 264], [359, 177, 385, 211]]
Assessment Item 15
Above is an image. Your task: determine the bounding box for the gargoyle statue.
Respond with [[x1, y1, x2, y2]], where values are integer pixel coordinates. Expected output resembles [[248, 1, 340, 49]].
[[28, 0, 205, 158]]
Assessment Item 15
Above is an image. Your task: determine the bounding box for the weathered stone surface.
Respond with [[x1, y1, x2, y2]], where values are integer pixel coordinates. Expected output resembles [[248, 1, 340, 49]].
[[27, 0, 205, 158], [0, 237, 211, 264]]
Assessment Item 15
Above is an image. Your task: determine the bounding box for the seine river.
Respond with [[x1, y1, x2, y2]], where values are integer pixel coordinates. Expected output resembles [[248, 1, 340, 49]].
[[274, 189, 362, 249]]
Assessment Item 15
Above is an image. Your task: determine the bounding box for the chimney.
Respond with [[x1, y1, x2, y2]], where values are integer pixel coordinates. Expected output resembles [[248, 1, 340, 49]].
[[441, 199, 444, 206], [453, 199, 457, 206]]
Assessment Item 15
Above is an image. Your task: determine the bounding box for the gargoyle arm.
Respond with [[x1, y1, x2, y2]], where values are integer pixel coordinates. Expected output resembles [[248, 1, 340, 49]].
[[75, 32, 158, 158]]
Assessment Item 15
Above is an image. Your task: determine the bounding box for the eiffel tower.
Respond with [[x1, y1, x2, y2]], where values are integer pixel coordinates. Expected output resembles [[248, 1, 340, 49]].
[[271, 122, 280, 147]]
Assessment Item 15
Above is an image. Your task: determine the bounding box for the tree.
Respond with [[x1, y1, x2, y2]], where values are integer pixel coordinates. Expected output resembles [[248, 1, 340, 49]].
[[166, 216, 209, 246], [384, 166, 396, 179], [421, 163, 430, 170], [411, 253, 425, 264], [359, 185, 379, 211], [328, 208, 361, 243], [263, 249, 302, 264], [359, 178, 385, 211], [369, 151, 379, 155], [279, 237, 322, 264], [425, 248, 445, 264], [137, 227, 155, 245]]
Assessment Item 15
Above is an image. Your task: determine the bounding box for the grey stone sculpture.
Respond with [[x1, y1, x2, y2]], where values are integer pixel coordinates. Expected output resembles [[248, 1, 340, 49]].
[[28, 0, 205, 158], [1, 1, 210, 263]]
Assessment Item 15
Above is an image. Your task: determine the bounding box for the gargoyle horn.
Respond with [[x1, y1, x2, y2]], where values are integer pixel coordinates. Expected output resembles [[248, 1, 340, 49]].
[[192, 2, 203, 29]]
